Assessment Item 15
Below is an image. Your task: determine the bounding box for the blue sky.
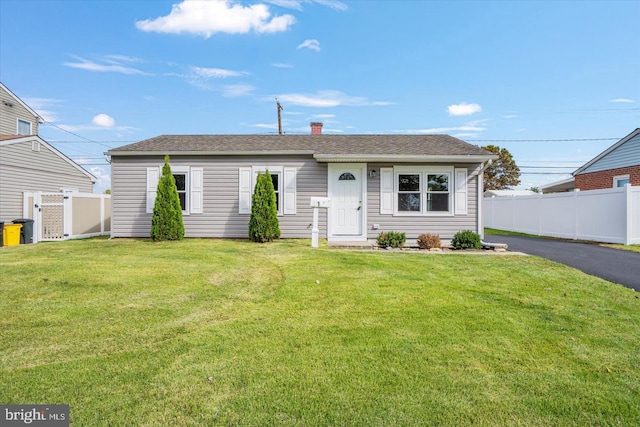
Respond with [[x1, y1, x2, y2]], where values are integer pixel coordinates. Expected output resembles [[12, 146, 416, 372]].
[[1, 0, 638, 193]]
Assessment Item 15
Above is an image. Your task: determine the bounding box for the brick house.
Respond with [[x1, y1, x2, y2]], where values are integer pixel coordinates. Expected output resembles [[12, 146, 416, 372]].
[[574, 128, 640, 191]]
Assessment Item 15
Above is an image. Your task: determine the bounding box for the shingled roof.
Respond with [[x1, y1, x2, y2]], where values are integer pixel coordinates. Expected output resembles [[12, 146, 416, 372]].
[[107, 134, 494, 162]]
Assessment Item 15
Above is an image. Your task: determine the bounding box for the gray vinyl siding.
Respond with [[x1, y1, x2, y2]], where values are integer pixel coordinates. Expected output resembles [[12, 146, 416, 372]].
[[110, 155, 329, 238], [0, 141, 93, 221], [366, 162, 482, 242], [0, 86, 38, 135], [580, 133, 640, 174]]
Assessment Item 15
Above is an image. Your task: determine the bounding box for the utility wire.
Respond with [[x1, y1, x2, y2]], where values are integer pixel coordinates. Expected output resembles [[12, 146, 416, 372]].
[[469, 137, 619, 142], [40, 122, 116, 149]]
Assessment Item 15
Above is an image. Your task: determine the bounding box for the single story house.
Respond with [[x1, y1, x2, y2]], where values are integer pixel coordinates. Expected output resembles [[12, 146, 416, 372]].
[[539, 177, 575, 194], [106, 125, 496, 243], [573, 127, 640, 190]]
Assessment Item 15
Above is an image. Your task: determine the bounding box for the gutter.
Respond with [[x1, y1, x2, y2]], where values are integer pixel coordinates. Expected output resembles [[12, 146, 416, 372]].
[[106, 150, 317, 157], [313, 154, 497, 163]]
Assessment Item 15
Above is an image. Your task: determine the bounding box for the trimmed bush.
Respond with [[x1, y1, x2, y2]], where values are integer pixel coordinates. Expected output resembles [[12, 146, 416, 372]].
[[377, 231, 406, 249], [417, 233, 441, 250], [249, 170, 281, 242], [451, 230, 481, 250], [151, 155, 185, 241]]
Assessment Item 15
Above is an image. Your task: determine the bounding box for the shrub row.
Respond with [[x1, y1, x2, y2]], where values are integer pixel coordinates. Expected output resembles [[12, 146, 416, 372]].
[[376, 230, 481, 250]]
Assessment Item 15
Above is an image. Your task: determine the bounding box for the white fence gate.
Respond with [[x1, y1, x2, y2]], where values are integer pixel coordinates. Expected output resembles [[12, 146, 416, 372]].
[[484, 185, 640, 245], [23, 191, 111, 243]]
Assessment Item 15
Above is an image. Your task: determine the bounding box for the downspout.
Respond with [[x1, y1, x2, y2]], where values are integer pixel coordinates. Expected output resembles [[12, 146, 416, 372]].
[[477, 159, 492, 239], [475, 158, 508, 250]]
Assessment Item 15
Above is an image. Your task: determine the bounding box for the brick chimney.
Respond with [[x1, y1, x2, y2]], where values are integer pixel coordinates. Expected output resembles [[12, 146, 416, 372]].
[[310, 122, 323, 135]]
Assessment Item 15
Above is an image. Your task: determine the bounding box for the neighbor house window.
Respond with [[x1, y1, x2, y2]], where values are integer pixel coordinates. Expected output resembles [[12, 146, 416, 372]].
[[17, 119, 31, 135], [613, 175, 630, 188], [393, 167, 453, 215]]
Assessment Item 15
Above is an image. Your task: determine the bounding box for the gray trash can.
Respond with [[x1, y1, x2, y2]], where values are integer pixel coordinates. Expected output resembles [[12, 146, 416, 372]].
[[13, 218, 34, 244], [0, 221, 4, 247]]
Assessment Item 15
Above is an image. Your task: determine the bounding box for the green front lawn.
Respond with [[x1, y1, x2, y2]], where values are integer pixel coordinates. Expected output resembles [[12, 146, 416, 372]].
[[1, 238, 639, 426]]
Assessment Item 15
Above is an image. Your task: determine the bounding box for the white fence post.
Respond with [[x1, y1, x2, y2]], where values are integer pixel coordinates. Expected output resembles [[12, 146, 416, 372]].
[[625, 184, 632, 245]]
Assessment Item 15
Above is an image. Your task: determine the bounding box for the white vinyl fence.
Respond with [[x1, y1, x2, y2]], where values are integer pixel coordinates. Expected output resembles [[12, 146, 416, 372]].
[[23, 191, 111, 243], [484, 185, 640, 245]]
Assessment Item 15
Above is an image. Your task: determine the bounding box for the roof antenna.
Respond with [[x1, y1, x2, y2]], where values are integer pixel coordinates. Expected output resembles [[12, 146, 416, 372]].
[[276, 98, 284, 135]]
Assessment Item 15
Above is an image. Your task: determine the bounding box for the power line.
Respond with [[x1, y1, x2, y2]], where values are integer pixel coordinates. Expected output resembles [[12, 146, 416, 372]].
[[469, 137, 620, 142], [519, 166, 578, 169], [520, 172, 573, 175], [40, 122, 116, 149]]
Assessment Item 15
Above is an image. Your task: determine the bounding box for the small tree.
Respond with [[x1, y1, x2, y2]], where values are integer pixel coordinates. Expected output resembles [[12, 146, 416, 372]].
[[249, 170, 280, 242], [482, 145, 521, 191], [151, 155, 184, 241]]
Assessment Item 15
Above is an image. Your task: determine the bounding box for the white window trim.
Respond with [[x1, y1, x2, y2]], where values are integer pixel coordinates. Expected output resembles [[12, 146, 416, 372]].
[[172, 166, 190, 215], [146, 165, 203, 215], [613, 174, 630, 188], [393, 166, 454, 216], [17, 118, 32, 135], [253, 166, 284, 216], [239, 166, 297, 215]]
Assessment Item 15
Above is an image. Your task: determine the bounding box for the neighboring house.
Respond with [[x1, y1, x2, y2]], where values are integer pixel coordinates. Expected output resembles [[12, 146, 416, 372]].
[[107, 124, 496, 243], [484, 189, 537, 197], [0, 135, 96, 222], [0, 82, 42, 136], [539, 177, 575, 194], [573, 128, 640, 190]]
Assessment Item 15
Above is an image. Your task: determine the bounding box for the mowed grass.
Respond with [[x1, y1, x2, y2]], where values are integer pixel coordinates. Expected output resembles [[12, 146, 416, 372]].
[[1, 238, 639, 426]]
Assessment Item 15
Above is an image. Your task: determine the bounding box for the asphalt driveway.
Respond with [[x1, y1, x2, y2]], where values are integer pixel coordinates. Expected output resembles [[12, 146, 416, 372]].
[[483, 235, 640, 292]]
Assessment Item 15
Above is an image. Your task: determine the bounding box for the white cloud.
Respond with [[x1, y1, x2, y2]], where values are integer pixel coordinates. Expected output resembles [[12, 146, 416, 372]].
[[222, 84, 256, 97], [92, 114, 115, 128], [609, 98, 635, 103], [63, 55, 149, 75], [297, 39, 321, 51], [100, 54, 145, 64], [447, 102, 482, 116], [272, 62, 293, 68], [276, 90, 391, 107], [135, 0, 296, 37], [398, 123, 487, 134], [266, 0, 304, 10], [89, 166, 111, 194], [502, 114, 518, 119], [312, 114, 335, 118], [190, 66, 247, 78], [21, 97, 63, 122], [267, 0, 347, 10], [312, 0, 348, 11], [250, 123, 279, 129]]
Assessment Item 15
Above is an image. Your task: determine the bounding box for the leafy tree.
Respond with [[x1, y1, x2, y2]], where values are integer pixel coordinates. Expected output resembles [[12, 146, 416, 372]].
[[151, 155, 184, 241], [482, 145, 521, 191], [104, 189, 111, 195], [249, 170, 281, 242], [528, 186, 540, 193]]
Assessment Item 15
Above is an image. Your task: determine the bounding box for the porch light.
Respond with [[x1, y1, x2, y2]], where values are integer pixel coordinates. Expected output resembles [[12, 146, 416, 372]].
[[369, 169, 377, 178]]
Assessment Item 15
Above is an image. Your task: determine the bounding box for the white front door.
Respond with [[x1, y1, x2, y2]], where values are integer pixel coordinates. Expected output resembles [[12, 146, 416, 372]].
[[329, 164, 365, 238]]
